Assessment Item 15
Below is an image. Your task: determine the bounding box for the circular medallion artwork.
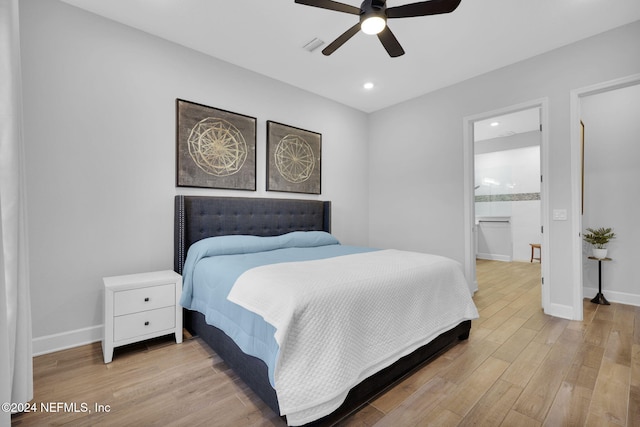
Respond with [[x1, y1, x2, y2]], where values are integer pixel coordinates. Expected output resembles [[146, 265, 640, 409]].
[[187, 117, 247, 176], [274, 134, 315, 183]]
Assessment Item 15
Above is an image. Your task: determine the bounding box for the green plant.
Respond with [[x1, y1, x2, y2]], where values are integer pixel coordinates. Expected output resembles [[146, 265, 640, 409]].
[[583, 227, 616, 249]]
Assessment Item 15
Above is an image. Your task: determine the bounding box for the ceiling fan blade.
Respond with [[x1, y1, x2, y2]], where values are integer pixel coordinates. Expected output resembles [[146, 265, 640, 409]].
[[387, 0, 461, 18], [294, 0, 360, 15], [377, 26, 405, 57], [322, 23, 361, 56]]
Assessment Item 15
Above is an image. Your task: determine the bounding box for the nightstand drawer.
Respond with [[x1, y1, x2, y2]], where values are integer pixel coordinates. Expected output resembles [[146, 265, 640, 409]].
[[113, 283, 175, 316], [113, 306, 176, 342]]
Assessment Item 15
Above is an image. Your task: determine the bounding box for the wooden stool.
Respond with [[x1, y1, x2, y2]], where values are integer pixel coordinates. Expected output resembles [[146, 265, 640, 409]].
[[530, 243, 541, 262]]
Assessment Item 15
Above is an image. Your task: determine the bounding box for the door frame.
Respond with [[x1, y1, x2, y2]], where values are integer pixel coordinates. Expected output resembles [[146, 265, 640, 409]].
[[463, 98, 549, 310]]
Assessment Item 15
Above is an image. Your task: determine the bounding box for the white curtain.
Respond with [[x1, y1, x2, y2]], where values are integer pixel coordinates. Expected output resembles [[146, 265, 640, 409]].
[[0, 0, 33, 425]]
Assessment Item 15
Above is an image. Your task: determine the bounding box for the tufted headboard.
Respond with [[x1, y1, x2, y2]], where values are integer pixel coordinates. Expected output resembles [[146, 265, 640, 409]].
[[174, 195, 331, 274]]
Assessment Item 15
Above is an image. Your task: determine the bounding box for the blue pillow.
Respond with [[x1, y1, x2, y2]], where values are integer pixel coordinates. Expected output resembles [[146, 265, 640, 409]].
[[187, 231, 339, 258]]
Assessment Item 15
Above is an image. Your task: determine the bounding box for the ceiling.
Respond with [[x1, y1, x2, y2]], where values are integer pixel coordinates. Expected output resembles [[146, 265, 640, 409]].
[[59, 0, 640, 113], [474, 108, 540, 142]]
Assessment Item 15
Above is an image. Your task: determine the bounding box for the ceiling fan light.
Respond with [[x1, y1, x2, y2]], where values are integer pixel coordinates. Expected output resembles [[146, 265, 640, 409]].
[[361, 16, 386, 35]]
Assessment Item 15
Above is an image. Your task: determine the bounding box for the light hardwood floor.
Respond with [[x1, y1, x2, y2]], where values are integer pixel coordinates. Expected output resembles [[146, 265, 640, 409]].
[[12, 260, 640, 426]]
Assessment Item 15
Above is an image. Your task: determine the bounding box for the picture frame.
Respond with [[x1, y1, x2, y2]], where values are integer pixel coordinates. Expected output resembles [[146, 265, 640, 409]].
[[176, 99, 256, 190], [266, 121, 321, 194]]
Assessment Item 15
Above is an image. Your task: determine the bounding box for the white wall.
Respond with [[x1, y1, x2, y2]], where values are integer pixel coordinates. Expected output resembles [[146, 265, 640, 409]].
[[20, 0, 370, 352], [475, 131, 542, 263], [475, 142, 541, 262], [368, 21, 640, 316], [581, 83, 640, 304]]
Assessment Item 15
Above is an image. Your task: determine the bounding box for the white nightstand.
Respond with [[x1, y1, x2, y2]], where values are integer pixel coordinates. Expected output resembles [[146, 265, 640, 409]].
[[102, 270, 182, 363]]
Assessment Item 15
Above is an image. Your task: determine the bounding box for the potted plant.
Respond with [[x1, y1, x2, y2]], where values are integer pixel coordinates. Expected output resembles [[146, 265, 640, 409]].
[[583, 227, 616, 259]]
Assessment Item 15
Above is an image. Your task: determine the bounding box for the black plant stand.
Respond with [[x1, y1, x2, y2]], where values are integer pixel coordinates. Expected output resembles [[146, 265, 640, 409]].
[[588, 256, 611, 305]]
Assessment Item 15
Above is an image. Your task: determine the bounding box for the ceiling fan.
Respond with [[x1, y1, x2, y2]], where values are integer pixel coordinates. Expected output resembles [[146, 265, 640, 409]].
[[295, 0, 462, 57]]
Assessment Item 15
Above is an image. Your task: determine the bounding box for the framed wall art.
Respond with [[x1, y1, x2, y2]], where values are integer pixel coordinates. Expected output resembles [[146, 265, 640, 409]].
[[266, 121, 321, 194], [176, 99, 256, 190]]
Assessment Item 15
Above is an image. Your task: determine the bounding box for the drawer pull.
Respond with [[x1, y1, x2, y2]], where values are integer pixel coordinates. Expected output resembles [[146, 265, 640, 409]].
[[144, 321, 149, 326], [144, 297, 150, 302]]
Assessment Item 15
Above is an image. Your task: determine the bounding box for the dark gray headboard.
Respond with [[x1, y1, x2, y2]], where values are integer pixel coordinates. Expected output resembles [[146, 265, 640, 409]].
[[174, 195, 331, 274]]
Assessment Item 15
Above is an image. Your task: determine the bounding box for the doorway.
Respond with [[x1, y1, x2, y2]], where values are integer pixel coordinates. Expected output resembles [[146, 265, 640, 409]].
[[571, 74, 640, 315], [474, 108, 541, 264], [463, 99, 550, 310]]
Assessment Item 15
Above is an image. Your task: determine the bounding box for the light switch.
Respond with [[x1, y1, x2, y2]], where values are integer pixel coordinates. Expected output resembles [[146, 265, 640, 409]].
[[553, 209, 567, 220]]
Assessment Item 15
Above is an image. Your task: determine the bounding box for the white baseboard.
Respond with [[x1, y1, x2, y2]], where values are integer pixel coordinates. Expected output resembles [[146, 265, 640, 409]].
[[583, 287, 640, 307], [476, 253, 512, 262], [33, 325, 103, 356]]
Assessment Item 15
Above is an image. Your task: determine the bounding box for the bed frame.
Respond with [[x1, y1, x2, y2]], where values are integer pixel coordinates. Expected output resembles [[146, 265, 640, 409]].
[[174, 195, 471, 425]]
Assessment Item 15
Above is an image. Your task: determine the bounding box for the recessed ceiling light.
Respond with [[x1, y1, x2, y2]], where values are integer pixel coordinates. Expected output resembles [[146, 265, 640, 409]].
[[490, 122, 500, 127], [363, 82, 374, 90]]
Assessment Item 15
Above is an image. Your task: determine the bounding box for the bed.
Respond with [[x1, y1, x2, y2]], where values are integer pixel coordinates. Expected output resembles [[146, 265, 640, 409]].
[[174, 195, 477, 425]]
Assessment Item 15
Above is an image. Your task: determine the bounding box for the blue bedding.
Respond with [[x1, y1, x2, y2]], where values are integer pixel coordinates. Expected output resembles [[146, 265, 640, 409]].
[[180, 231, 377, 386]]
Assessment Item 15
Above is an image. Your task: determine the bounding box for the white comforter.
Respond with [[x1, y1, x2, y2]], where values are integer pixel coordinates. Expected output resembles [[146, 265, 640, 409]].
[[227, 249, 479, 425]]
